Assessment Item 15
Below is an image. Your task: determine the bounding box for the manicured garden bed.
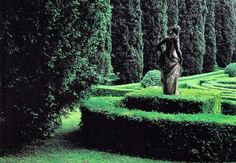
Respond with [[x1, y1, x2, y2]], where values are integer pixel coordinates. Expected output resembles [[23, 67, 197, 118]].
[[123, 87, 221, 114]]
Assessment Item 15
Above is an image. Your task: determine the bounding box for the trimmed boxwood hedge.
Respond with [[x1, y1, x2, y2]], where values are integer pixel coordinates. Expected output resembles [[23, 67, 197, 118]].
[[123, 88, 221, 114], [92, 84, 141, 96], [92, 86, 131, 97], [80, 97, 236, 162], [222, 100, 236, 115]]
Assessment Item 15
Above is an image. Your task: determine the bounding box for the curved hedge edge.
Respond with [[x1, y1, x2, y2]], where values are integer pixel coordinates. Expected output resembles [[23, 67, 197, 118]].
[[91, 86, 134, 96], [124, 87, 221, 114], [80, 104, 236, 161], [82, 96, 236, 126]]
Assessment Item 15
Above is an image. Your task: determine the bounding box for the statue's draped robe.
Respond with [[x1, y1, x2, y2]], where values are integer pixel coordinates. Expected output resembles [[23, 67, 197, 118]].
[[158, 36, 182, 95]]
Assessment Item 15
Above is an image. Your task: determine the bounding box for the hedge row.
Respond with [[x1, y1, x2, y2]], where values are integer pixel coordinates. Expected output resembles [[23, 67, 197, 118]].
[[92, 83, 141, 96], [92, 83, 236, 115], [92, 86, 132, 97], [123, 88, 221, 114], [80, 97, 236, 162], [222, 100, 236, 115]]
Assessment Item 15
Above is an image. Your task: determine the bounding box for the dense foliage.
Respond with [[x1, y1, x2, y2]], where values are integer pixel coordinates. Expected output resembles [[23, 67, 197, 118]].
[[179, 0, 207, 75], [141, 0, 168, 73], [233, 0, 236, 62], [0, 0, 111, 153], [81, 96, 236, 161], [225, 63, 236, 77], [124, 88, 221, 114], [140, 70, 161, 88], [203, 0, 217, 72], [111, 0, 143, 84], [78, 0, 112, 80], [215, 0, 235, 67], [167, 0, 179, 28], [0, 0, 236, 157]]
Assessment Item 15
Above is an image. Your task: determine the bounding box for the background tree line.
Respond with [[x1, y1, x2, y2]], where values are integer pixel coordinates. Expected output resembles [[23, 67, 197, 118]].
[[112, 0, 235, 82], [0, 0, 235, 153]]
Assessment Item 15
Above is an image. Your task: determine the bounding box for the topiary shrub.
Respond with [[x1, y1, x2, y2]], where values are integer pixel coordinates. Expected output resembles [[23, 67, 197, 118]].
[[141, 70, 161, 88], [225, 63, 236, 77]]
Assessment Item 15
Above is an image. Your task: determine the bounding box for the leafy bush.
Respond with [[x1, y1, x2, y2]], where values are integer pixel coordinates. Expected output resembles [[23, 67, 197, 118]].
[[80, 96, 236, 162], [123, 87, 221, 114], [141, 70, 162, 88], [225, 63, 236, 77]]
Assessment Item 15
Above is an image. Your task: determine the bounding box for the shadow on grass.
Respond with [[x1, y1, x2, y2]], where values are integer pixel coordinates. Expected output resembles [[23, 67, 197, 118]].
[[62, 128, 162, 161]]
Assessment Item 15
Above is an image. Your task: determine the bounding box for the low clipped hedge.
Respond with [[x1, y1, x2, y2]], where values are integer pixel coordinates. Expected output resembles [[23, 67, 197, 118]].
[[222, 100, 236, 115], [92, 86, 132, 96], [123, 88, 221, 114], [92, 84, 140, 96], [80, 97, 236, 162]]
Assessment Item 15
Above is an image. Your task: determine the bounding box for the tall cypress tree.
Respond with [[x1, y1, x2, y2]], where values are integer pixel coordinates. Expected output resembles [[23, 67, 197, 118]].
[[232, 0, 236, 62], [0, 0, 5, 152], [203, 0, 217, 72], [167, 0, 179, 27], [80, 0, 112, 80], [179, 0, 207, 75], [215, 0, 235, 67], [111, 0, 143, 83], [0, 0, 107, 152], [141, 0, 168, 74]]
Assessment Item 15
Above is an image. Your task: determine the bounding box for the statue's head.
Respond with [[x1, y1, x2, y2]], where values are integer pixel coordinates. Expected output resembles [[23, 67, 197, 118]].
[[169, 25, 181, 36]]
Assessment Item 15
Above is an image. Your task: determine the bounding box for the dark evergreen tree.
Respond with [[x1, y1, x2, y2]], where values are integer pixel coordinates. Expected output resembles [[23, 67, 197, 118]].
[[0, 0, 110, 153], [179, 0, 207, 75], [111, 0, 143, 83], [167, 0, 179, 28], [0, 0, 5, 152], [79, 0, 112, 80], [141, 0, 168, 74], [215, 0, 235, 67], [203, 0, 217, 72], [232, 0, 236, 62]]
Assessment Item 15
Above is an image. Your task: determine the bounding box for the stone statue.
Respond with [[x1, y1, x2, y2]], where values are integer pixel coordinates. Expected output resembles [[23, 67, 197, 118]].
[[157, 25, 183, 95]]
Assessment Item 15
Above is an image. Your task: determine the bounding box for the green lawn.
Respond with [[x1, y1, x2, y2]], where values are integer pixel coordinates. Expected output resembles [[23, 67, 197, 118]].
[[0, 108, 163, 163]]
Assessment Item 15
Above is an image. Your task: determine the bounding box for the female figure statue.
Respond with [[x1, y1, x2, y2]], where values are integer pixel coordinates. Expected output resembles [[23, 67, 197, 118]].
[[157, 25, 183, 95]]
